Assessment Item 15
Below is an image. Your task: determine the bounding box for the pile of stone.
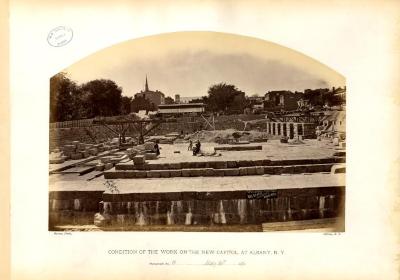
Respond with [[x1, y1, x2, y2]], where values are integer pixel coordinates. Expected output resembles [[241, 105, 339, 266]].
[[51, 140, 118, 162], [49, 149, 67, 164], [126, 141, 158, 161]]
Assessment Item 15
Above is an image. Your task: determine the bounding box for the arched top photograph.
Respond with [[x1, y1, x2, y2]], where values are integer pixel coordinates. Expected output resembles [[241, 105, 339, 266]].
[[49, 31, 346, 232]]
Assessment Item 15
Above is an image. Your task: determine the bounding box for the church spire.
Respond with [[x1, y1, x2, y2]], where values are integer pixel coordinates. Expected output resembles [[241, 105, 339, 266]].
[[145, 75, 149, 91]]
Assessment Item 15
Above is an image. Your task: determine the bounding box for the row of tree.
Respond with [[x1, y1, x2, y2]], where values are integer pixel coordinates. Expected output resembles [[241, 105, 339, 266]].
[[50, 73, 132, 122], [50, 72, 345, 122]]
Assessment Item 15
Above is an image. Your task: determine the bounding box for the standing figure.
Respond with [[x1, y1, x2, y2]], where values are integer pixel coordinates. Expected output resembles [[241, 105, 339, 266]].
[[154, 142, 160, 156], [188, 139, 193, 151]]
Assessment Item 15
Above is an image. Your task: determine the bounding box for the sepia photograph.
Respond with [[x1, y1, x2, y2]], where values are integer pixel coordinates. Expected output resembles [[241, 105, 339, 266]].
[[48, 31, 346, 232]]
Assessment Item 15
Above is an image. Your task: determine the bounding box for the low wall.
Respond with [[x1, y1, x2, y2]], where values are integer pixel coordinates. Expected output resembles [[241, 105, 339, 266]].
[[48, 186, 345, 229]]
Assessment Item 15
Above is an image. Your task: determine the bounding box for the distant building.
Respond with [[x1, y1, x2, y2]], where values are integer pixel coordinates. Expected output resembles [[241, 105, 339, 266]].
[[263, 90, 303, 112], [179, 96, 204, 103], [134, 76, 165, 109], [175, 94, 181, 103], [158, 103, 205, 116]]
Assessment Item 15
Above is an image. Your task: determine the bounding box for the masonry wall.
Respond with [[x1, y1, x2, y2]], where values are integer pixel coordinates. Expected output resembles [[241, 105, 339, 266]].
[[265, 121, 316, 139]]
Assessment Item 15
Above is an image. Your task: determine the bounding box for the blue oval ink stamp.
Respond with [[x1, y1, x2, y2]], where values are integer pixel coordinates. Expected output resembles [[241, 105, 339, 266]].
[[47, 26, 73, 47]]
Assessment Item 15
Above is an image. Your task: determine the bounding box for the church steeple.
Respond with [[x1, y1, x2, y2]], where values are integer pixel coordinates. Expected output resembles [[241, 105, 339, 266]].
[[145, 75, 149, 91]]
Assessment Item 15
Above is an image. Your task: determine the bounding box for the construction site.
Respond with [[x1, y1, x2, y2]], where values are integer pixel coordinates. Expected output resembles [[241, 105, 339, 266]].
[[49, 111, 346, 232]]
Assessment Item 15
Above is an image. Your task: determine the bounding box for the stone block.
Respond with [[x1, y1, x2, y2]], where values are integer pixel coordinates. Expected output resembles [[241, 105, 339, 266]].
[[214, 161, 227, 169], [239, 167, 248, 176], [95, 164, 105, 171], [168, 163, 181, 169], [205, 161, 216, 168], [160, 170, 170, 178], [246, 167, 256, 175], [213, 169, 225, 176], [71, 153, 83, 160], [189, 169, 202, 177], [169, 170, 182, 177], [223, 168, 239, 176], [145, 153, 157, 160], [331, 164, 346, 174], [226, 161, 237, 168], [204, 168, 215, 176], [104, 171, 118, 179], [282, 165, 294, 174], [137, 171, 147, 178], [262, 159, 272, 166], [104, 163, 113, 170], [181, 162, 190, 169], [195, 162, 206, 168], [333, 137, 340, 146], [124, 171, 136, 178], [255, 166, 264, 175], [147, 171, 161, 178], [181, 169, 191, 177], [133, 155, 145, 165]]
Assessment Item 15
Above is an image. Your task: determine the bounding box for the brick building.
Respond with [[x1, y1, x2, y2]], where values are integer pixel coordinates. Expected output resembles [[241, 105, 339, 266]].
[[263, 90, 303, 112], [134, 76, 165, 109]]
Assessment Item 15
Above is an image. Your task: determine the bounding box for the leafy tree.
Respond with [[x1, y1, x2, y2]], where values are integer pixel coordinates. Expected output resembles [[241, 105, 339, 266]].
[[80, 79, 123, 117], [49, 72, 78, 122], [121, 96, 133, 114], [131, 95, 155, 112], [207, 83, 246, 113], [164, 96, 175, 104]]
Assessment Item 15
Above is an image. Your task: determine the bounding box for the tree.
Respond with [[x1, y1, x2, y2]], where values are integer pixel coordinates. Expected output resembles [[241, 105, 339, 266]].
[[121, 96, 133, 115], [164, 96, 175, 104], [49, 72, 78, 122], [80, 79, 123, 117], [207, 83, 246, 113], [130, 95, 155, 112]]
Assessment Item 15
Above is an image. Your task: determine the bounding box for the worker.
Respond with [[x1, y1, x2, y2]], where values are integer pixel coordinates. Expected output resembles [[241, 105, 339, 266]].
[[193, 140, 201, 156], [154, 141, 160, 156], [188, 139, 193, 151]]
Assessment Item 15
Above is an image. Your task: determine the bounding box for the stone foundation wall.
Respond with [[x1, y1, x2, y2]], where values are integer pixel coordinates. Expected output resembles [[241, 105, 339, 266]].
[[266, 122, 316, 139], [48, 186, 345, 229]]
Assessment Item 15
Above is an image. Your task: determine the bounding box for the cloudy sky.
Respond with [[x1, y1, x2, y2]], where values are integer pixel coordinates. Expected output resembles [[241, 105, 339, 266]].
[[63, 32, 345, 98]]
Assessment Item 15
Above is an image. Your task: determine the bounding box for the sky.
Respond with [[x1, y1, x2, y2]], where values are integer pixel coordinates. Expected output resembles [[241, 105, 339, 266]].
[[63, 31, 345, 98]]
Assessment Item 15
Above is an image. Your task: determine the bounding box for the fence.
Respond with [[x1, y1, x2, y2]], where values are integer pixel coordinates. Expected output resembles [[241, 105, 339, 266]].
[[49, 119, 94, 129]]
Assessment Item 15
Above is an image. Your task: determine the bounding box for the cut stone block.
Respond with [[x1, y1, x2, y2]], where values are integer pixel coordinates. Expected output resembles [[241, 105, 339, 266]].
[[160, 170, 170, 178], [239, 167, 248, 176], [205, 168, 215, 176], [168, 163, 181, 170], [100, 157, 112, 164], [214, 161, 227, 169], [227, 161, 237, 168], [255, 166, 264, 175], [169, 170, 182, 177], [213, 169, 225, 176], [246, 167, 256, 175], [124, 172, 136, 178], [95, 164, 105, 171], [145, 153, 157, 160], [71, 153, 83, 160], [333, 137, 340, 146], [223, 169, 239, 176], [281, 166, 294, 174], [331, 164, 346, 174], [147, 171, 161, 178], [181, 169, 191, 177], [133, 155, 145, 165], [189, 169, 202, 177], [49, 158, 65, 164], [104, 163, 113, 170], [135, 171, 147, 178]]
